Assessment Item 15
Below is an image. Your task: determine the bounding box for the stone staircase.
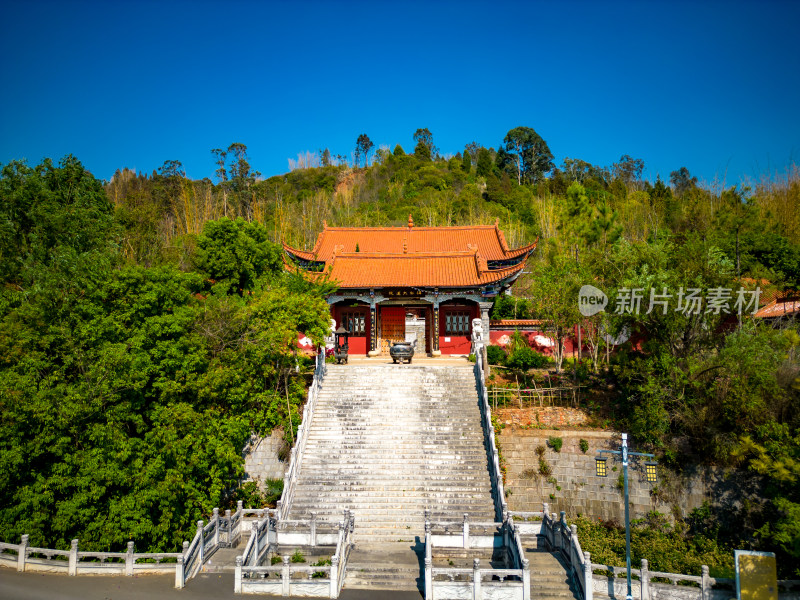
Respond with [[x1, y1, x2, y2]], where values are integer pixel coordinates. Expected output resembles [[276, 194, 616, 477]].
[[285, 364, 497, 543], [524, 536, 582, 600]]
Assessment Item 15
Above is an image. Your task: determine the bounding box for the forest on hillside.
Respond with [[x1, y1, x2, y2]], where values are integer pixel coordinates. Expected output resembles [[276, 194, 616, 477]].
[[1, 126, 799, 573]]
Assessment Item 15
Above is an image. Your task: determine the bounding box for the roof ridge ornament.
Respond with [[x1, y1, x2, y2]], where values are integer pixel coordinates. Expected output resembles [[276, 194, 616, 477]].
[[408, 214, 414, 228]]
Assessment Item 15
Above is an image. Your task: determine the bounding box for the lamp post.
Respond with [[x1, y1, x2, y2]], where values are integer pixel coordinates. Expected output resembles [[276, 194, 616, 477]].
[[595, 433, 657, 600]]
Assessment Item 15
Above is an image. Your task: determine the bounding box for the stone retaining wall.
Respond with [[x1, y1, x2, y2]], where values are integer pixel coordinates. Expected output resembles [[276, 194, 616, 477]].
[[499, 428, 729, 522]]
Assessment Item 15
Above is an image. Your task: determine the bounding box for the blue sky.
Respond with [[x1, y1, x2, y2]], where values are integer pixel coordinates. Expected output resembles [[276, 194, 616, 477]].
[[1, 0, 798, 186]]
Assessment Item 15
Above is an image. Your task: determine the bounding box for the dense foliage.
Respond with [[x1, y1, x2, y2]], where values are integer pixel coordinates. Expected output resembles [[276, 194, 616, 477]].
[[0, 158, 331, 552]]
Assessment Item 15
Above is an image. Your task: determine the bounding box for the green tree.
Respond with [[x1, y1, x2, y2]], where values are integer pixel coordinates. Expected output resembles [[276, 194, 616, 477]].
[[670, 166, 698, 197], [355, 134, 374, 168], [195, 218, 283, 295], [413, 128, 436, 159], [502, 126, 554, 184], [461, 148, 472, 173], [476, 147, 493, 178]]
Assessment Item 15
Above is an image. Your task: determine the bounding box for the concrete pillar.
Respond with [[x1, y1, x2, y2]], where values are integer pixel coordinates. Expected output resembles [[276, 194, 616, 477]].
[[330, 555, 339, 598], [17, 534, 28, 572], [463, 513, 469, 549], [584, 552, 593, 600], [472, 558, 481, 600], [68, 539, 78, 576], [282, 555, 291, 596], [233, 556, 241, 593], [641, 559, 649, 600], [125, 541, 134, 576], [176, 554, 185, 589]]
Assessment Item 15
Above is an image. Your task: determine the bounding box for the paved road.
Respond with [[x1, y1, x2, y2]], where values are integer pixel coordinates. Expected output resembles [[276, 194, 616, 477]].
[[0, 570, 422, 600]]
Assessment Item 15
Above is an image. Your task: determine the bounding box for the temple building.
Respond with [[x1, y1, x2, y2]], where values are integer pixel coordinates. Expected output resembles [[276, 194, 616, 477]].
[[284, 216, 536, 356]]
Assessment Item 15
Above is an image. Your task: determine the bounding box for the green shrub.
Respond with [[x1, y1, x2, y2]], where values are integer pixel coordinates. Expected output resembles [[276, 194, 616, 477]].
[[271, 555, 282, 565], [580, 439, 590, 454], [506, 345, 548, 372], [291, 550, 306, 563], [486, 345, 507, 365], [538, 458, 552, 477], [548, 436, 563, 452]]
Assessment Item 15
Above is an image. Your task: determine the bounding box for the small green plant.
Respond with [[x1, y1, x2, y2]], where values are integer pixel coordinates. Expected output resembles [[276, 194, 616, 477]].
[[579, 438, 589, 454], [547, 436, 563, 452], [291, 550, 306, 563], [486, 345, 507, 366], [311, 558, 332, 566], [549, 493, 556, 500], [520, 468, 537, 480], [556, 485, 562, 491], [448, 560, 454, 566], [616, 473, 625, 492], [538, 458, 552, 477], [271, 555, 282, 565], [535, 445, 546, 457]]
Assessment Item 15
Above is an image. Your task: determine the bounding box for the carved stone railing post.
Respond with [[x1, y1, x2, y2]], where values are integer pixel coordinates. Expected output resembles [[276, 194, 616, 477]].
[[522, 558, 531, 600], [175, 554, 185, 589], [212, 508, 220, 547], [282, 555, 291, 596], [18, 534, 28, 572], [69, 539, 78, 576], [570, 524, 579, 571], [330, 555, 339, 599], [424, 556, 433, 600], [552, 514, 560, 552], [473, 558, 481, 600], [701, 565, 710, 600], [224, 509, 232, 545], [641, 558, 649, 600], [584, 552, 593, 600], [233, 556, 242, 593], [125, 541, 134, 576], [463, 513, 469, 549], [196, 520, 204, 567]]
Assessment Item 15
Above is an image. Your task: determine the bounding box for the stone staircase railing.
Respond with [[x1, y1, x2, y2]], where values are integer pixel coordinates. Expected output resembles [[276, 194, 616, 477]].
[[278, 347, 327, 520], [424, 517, 530, 600], [509, 506, 800, 600], [0, 535, 182, 581], [235, 509, 355, 598], [474, 348, 509, 522]]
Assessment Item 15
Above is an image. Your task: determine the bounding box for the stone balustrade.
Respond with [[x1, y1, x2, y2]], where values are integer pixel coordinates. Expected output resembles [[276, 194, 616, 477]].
[[474, 348, 509, 522], [0, 535, 182, 579], [235, 509, 354, 598], [279, 348, 327, 521]]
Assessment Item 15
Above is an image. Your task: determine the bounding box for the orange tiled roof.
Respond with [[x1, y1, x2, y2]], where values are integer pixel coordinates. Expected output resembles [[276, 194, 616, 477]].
[[288, 220, 536, 261], [284, 219, 536, 290], [490, 319, 546, 327], [324, 251, 525, 288], [754, 298, 800, 318]]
